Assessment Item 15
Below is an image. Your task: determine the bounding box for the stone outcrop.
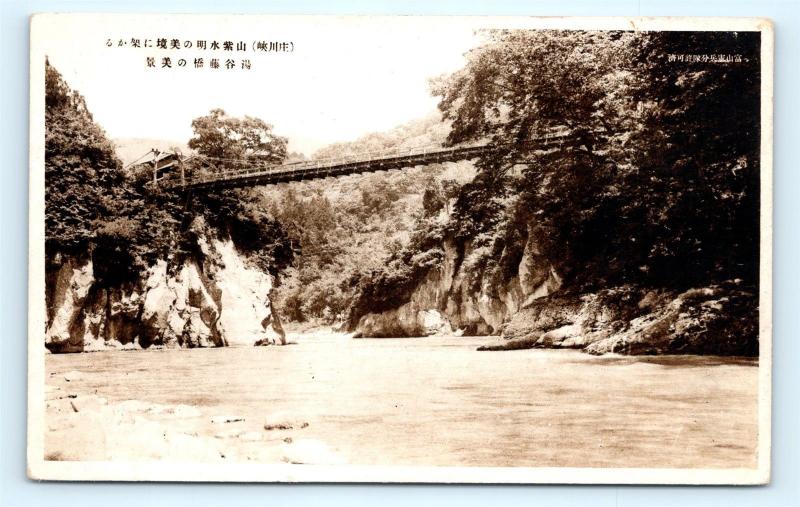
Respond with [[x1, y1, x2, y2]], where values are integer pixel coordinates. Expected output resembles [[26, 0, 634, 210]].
[[479, 282, 758, 356], [354, 229, 561, 338], [351, 228, 758, 356], [45, 222, 283, 353]]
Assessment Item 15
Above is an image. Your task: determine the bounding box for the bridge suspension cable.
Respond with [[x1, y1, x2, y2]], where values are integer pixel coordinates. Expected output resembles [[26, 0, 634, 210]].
[[154, 130, 579, 191]]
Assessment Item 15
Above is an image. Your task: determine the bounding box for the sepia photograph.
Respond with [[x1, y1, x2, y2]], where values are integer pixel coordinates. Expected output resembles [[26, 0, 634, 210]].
[[27, 14, 772, 483]]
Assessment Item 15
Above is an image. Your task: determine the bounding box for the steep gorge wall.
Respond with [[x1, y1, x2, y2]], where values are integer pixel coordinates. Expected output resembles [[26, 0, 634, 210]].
[[353, 228, 759, 357], [45, 233, 284, 353], [355, 226, 561, 338]]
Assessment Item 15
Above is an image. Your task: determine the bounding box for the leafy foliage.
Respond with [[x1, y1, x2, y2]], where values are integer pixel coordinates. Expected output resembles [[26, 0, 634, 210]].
[[188, 108, 288, 163], [45, 59, 126, 256], [45, 63, 295, 287], [265, 114, 474, 324], [346, 30, 761, 328], [347, 216, 448, 326], [47, 28, 761, 333], [432, 30, 761, 291], [183, 108, 296, 276]]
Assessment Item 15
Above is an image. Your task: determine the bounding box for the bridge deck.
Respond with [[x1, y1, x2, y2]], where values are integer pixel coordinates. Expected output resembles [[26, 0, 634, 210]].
[[161, 132, 576, 191]]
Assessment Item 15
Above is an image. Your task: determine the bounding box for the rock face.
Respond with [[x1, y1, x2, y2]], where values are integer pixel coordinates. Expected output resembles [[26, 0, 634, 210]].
[[352, 230, 758, 356], [45, 227, 283, 353], [355, 231, 561, 338], [480, 282, 759, 356]]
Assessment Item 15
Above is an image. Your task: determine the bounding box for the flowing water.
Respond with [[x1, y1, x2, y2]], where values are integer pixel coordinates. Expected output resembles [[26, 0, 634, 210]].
[[45, 333, 759, 468]]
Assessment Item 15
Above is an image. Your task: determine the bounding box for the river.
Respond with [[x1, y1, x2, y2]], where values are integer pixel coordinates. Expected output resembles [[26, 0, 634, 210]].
[[44, 332, 759, 468]]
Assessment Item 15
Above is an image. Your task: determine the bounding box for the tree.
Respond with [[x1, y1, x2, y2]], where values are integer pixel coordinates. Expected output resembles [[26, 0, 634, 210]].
[[45, 63, 297, 293], [186, 109, 296, 277], [432, 30, 761, 290], [46, 60, 193, 286], [188, 108, 287, 164], [45, 59, 126, 254]]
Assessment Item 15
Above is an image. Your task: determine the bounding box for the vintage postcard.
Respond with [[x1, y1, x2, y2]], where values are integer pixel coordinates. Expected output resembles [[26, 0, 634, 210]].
[[27, 14, 772, 483]]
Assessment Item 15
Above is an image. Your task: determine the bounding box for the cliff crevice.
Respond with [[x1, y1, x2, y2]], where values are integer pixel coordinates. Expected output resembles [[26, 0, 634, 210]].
[[45, 219, 284, 353]]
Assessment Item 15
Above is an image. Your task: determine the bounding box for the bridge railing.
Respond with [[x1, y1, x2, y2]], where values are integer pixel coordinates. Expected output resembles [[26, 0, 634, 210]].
[[162, 129, 577, 188], [169, 141, 491, 187]]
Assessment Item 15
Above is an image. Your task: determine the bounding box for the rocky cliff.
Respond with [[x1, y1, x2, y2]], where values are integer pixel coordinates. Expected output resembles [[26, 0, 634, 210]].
[[354, 226, 561, 338], [45, 221, 285, 353], [353, 230, 758, 357], [479, 282, 759, 356]]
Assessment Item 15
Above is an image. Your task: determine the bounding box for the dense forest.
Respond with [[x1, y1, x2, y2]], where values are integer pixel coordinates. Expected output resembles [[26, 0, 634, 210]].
[[263, 115, 474, 324], [45, 29, 761, 355], [46, 62, 295, 290], [346, 30, 761, 333]]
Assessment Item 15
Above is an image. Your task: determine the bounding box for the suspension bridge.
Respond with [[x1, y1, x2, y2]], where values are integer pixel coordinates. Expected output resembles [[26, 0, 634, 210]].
[[143, 130, 578, 191]]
